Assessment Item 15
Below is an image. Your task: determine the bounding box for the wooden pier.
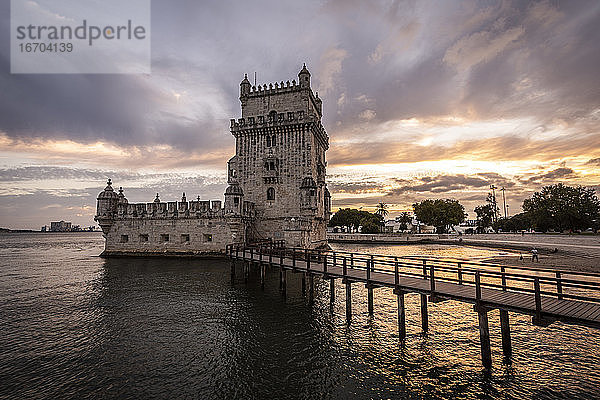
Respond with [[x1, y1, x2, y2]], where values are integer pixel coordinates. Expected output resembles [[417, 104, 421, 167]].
[[225, 243, 600, 369]]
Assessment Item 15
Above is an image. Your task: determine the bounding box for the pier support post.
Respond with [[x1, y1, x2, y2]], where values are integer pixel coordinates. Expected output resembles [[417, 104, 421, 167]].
[[420, 294, 428, 333], [279, 267, 283, 290], [330, 278, 335, 304], [367, 287, 374, 315], [302, 273, 306, 296], [345, 281, 352, 323], [308, 274, 314, 304], [397, 290, 406, 340], [244, 262, 249, 283], [500, 309, 512, 359], [477, 307, 493, 369], [260, 263, 265, 290], [280, 267, 287, 293]]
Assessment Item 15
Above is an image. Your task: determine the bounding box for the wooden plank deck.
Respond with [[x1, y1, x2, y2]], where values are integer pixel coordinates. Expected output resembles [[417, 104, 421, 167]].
[[236, 249, 600, 329]]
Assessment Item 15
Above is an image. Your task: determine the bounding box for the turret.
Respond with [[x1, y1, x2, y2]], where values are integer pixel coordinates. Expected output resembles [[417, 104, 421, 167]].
[[117, 187, 128, 205], [94, 179, 119, 234], [315, 92, 322, 116], [224, 183, 244, 214], [300, 177, 317, 210], [240, 74, 251, 98], [298, 63, 311, 88]]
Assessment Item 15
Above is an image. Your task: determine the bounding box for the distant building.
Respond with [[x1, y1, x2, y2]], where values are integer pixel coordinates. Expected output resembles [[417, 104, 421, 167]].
[[50, 221, 71, 232]]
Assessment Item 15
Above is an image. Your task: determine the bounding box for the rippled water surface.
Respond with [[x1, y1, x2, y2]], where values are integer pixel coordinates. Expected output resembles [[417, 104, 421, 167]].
[[1, 233, 600, 399]]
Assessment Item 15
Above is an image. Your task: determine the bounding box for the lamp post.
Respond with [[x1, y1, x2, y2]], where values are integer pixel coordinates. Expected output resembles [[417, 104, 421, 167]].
[[501, 187, 507, 219]]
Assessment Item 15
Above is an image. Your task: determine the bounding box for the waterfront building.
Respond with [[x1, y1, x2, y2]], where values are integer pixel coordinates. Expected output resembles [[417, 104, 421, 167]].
[[95, 65, 331, 256]]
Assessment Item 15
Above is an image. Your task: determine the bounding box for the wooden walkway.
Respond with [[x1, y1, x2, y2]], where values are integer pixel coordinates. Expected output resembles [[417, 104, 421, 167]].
[[226, 243, 600, 368]]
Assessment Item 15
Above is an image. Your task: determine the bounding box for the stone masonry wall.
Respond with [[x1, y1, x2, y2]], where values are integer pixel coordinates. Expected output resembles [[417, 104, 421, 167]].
[[103, 217, 244, 256]]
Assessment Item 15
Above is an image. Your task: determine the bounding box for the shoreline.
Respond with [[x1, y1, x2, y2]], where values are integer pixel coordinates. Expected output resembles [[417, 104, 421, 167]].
[[330, 233, 600, 273]]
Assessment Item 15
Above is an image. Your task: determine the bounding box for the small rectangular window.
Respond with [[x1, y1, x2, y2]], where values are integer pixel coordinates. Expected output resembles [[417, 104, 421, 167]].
[[120, 235, 129, 243], [181, 234, 190, 243], [203, 234, 213, 242], [160, 234, 169, 242], [287, 112, 294, 120], [139, 234, 148, 242]]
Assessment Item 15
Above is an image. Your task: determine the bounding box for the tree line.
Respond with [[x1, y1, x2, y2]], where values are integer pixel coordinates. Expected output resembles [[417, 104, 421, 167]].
[[329, 183, 600, 234]]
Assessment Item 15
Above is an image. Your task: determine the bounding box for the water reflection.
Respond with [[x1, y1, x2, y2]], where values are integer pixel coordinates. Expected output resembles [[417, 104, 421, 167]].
[[1, 233, 600, 399]]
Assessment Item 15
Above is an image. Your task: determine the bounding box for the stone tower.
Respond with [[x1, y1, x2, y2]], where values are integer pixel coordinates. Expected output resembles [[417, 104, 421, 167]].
[[229, 65, 331, 248]]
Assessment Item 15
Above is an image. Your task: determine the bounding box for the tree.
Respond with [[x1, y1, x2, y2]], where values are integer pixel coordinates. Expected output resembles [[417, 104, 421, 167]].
[[412, 199, 465, 234], [375, 202, 389, 219], [474, 204, 495, 232], [361, 220, 381, 233], [522, 184, 600, 232], [395, 212, 412, 231], [474, 193, 500, 232], [329, 208, 383, 233], [494, 213, 531, 232], [329, 208, 362, 231]]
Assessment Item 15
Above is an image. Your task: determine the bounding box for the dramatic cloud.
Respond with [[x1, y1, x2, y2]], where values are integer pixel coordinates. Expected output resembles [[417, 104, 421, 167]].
[[1, 0, 600, 228]]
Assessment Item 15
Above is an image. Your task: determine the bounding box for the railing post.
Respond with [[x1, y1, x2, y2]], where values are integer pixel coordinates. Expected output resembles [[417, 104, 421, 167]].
[[422, 259, 427, 279], [457, 262, 462, 285], [269, 249, 272, 265], [323, 254, 328, 274], [394, 257, 399, 287], [307, 249, 311, 271], [475, 270, 482, 302], [333, 252, 337, 267], [534, 277, 542, 321], [429, 263, 435, 294], [366, 257, 371, 283], [556, 272, 563, 300], [370, 255, 374, 272], [344, 257, 351, 323], [250, 247, 253, 261], [350, 253, 354, 266], [501, 266, 507, 291], [292, 250, 296, 268]]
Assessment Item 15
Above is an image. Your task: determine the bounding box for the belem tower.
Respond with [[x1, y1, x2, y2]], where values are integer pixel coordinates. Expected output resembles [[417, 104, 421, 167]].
[[95, 64, 331, 256]]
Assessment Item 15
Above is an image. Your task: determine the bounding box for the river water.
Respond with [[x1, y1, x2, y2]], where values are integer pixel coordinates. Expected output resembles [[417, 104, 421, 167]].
[[1, 233, 599, 399]]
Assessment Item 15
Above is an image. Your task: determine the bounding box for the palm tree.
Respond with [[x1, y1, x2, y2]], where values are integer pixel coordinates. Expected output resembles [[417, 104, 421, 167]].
[[375, 202, 389, 218], [396, 212, 412, 231]]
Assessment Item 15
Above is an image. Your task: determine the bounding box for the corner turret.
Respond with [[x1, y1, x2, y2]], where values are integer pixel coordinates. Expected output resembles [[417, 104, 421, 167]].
[[240, 74, 251, 98], [94, 179, 119, 234], [224, 183, 244, 214], [298, 63, 311, 89]]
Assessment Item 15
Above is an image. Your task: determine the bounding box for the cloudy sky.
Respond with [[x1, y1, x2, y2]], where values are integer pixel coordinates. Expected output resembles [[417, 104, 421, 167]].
[[1, 0, 600, 229]]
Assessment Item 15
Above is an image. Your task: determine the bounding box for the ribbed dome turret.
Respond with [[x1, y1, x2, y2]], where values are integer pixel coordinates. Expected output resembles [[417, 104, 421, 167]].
[[117, 187, 128, 204], [97, 179, 119, 200], [300, 177, 317, 188], [225, 183, 244, 196]]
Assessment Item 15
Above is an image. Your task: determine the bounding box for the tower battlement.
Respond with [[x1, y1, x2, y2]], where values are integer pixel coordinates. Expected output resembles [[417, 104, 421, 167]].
[[239, 64, 322, 119]]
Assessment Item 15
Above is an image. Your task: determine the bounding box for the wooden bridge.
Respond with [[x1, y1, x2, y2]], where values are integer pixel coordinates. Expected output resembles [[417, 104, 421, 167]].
[[225, 242, 600, 369]]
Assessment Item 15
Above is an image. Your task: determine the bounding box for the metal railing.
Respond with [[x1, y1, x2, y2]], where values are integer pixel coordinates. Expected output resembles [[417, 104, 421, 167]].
[[226, 244, 600, 315]]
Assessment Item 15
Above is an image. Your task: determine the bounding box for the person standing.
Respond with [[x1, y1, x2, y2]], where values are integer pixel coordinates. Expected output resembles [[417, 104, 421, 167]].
[[531, 248, 539, 262]]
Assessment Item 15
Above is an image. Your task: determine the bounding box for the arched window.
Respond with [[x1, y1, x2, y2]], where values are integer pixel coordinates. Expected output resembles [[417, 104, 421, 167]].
[[269, 110, 277, 123], [267, 187, 275, 201]]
